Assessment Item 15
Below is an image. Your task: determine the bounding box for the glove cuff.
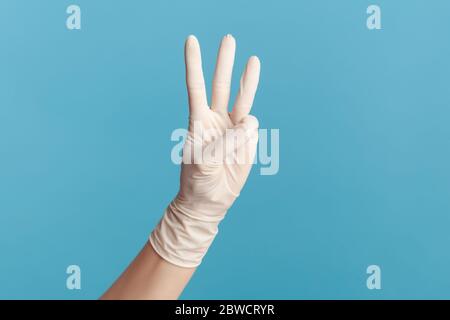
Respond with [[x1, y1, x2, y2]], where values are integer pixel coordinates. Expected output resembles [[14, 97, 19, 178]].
[[149, 201, 222, 268]]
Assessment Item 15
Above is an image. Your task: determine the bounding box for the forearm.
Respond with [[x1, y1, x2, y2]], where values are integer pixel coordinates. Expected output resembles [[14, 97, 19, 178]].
[[101, 241, 195, 300], [101, 34, 259, 300]]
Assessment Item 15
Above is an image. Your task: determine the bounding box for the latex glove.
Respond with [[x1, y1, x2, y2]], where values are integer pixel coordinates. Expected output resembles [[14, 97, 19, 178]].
[[150, 35, 261, 268]]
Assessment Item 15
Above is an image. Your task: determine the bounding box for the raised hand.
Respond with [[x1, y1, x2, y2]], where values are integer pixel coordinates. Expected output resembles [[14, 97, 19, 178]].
[[150, 35, 261, 268]]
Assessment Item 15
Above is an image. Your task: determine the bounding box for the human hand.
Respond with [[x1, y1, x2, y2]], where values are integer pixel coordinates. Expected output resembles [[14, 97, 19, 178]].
[[150, 35, 261, 268]]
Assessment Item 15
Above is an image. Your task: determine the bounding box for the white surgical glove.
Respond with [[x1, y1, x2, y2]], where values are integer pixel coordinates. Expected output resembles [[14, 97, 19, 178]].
[[150, 35, 261, 268]]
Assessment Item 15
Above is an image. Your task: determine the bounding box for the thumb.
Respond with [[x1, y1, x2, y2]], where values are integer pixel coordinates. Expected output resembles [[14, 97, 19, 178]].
[[203, 115, 259, 166]]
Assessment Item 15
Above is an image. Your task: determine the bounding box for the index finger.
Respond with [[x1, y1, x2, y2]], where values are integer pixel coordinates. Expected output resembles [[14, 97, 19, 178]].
[[185, 35, 208, 117]]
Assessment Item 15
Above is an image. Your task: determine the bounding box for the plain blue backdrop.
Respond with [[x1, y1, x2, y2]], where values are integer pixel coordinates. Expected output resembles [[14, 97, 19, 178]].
[[1, 0, 450, 299]]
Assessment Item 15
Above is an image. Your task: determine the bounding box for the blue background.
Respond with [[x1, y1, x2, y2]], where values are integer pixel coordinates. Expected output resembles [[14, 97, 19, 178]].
[[1, 0, 450, 299]]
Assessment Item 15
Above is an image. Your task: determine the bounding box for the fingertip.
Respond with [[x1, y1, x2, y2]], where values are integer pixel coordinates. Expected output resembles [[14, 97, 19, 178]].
[[222, 34, 236, 47], [218, 34, 236, 57], [241, 115, 259, 130], [186, 34, 198, 42], [248, 56, 261, 69], [243, 56, 261, 83], [185, 35, 200, 50]]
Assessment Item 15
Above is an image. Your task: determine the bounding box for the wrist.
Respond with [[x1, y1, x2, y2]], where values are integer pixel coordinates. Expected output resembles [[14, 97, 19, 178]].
[[149, 198, 225, 268]]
